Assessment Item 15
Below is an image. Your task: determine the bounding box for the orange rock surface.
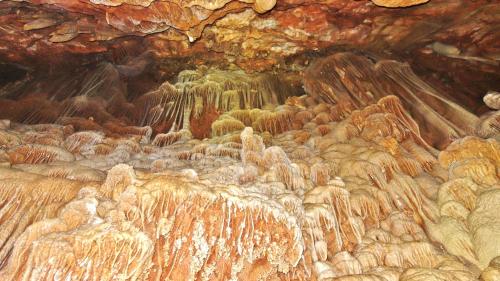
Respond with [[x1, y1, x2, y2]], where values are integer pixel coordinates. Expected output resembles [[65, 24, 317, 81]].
[[0, 0, 499, 280]]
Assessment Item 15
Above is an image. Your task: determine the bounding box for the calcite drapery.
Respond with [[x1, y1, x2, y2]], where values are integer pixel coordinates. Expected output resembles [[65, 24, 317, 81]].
[[0, 0, 499, 278], [0, 65, 302, 139], [303, 52, 479, 149], [0, 90, 498, 280]]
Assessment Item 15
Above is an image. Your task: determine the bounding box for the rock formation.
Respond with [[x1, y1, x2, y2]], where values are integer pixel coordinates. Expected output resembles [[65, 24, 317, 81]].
[[0, 0, 499, 280], [0, 89, 498, 279]]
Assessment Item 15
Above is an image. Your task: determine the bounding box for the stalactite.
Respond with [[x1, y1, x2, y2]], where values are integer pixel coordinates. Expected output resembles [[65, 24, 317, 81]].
[[0, 38, 497, 281]]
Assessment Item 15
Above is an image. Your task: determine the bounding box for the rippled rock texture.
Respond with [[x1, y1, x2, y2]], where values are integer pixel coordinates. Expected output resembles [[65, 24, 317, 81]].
[[0, 78, 499, 280], [0, 0, 499, 280], [0, 61, 500, 280]]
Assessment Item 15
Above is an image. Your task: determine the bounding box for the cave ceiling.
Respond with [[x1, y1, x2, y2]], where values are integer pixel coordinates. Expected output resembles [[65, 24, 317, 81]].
[[0, 0, 497, 114], [0, 0, 496, 70]]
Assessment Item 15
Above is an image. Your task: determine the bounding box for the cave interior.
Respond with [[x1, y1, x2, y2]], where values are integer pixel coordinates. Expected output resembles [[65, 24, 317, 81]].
[[0, 0, 499, 280]]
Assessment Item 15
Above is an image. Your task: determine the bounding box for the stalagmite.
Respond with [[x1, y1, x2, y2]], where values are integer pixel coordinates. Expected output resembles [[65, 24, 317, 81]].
[[0, 0, 498, 279], [0, 76, 497, 280]]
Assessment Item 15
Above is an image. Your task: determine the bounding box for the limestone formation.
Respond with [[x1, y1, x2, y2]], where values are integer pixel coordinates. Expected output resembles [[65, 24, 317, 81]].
[[0, 90, 498, 280], [0, 0, 498, 280]]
